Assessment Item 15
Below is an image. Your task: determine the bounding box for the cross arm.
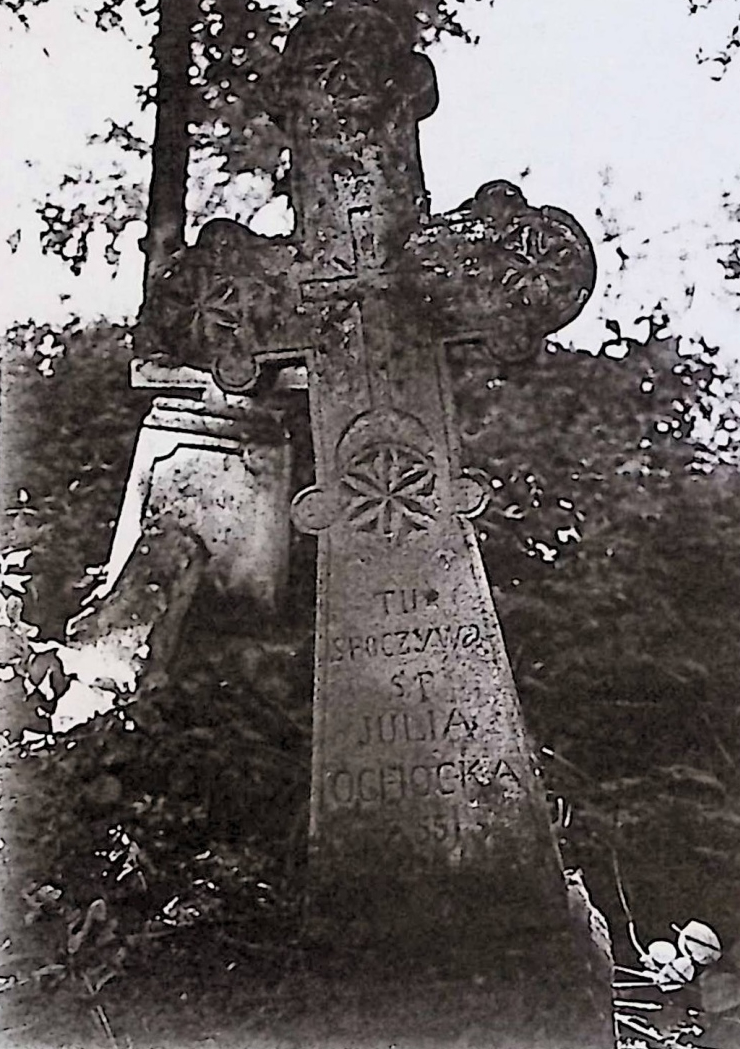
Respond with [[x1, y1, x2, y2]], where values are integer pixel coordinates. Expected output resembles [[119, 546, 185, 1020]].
[[404, 180, 596, 364], [136, 218, 313, 393]]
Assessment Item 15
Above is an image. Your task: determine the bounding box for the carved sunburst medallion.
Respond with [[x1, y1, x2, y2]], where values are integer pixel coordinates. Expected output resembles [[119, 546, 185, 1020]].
[[140, 260, 243, 371], [165, 266, 241, 347], [341, 443, 437, 542]]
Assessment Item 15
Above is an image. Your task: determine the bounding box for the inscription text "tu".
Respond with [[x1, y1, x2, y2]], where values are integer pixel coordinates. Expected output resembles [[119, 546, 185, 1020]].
[[375, 587, 440, 617]]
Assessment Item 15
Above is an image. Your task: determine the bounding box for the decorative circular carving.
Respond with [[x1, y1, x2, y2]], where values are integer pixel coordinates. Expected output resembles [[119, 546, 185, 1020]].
[[137, 220, 298, 392], [290, 485, 335, 535], [469, 184, 597, 333], [138, 257, 248, 380], [161, 264, 241, 350], [212, 350, 260, 393], [279, 3, 437, 123], [308, 22, 380, 100], [341, 442, 437, 542], [452, 473, 489, 519], [410, 181, 597, 357]]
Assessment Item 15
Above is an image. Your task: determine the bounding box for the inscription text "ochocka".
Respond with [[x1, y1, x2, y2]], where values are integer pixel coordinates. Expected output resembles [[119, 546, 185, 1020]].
[[323, 757, 521, 807]]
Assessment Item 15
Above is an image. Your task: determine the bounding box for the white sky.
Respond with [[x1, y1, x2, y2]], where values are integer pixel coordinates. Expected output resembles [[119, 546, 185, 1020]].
[[2, 0, 740, 358]]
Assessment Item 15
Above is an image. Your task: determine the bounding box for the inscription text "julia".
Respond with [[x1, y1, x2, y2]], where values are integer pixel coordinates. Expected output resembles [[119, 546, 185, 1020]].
[[356, 707, 476, 746]]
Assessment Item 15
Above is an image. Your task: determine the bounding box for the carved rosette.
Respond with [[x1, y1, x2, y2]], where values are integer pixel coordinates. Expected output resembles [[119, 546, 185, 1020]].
[[336, 410, 439, 543], [136, 220, 298, 393], [291, 409, 442, 544], [341, 444, 437, 541], [277, 2, 438, 129], [137, 256, 244, 376], [406, 180, 596, 364]]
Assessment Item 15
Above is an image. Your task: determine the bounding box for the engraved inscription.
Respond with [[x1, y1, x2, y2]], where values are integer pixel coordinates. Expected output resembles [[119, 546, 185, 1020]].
[[374, 587, 439, 616], [355, 707, 477, 747], [323, 757, 522, 808], [391, 668, 435, 702], [329, 622, 486, 661], [381, 809, 462, 851]]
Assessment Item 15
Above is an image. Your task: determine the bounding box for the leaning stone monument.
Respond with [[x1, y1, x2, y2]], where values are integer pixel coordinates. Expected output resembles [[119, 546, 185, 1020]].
[[52, 1, 614, 1044]]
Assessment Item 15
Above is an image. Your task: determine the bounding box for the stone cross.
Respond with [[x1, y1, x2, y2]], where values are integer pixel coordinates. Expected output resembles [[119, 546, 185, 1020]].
[[139, 0, 609, 1031]]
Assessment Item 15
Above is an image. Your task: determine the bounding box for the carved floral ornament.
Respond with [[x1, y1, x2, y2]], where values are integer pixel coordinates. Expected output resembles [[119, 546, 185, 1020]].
[[137, 181, 594, 390], [137, 221, 298, 392], [139, 261, 239, 352], [288, 408, 488, 543], [290, 409, 438, 542], [337, 409, 438, 542], [405, 180, 597, 362], [342, 443, 437, 540], [275, 2, 439, 125]]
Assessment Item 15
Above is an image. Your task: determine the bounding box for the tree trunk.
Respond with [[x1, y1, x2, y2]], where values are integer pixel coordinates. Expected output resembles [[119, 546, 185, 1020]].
[[141, 0, 195, 299]]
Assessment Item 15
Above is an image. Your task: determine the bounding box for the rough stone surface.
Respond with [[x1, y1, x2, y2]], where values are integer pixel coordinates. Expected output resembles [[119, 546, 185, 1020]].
[[138, 2, 612, 1043], [48, 514, 206, 731], [94, 365, 292, 617]]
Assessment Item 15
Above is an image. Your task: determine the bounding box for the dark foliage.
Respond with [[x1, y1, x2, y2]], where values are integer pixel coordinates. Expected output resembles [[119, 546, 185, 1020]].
[[3, 324, 740, 1033], [0, 323, 318, 1010], [2, 323, 151, 634], [451, 337, 740, 946]]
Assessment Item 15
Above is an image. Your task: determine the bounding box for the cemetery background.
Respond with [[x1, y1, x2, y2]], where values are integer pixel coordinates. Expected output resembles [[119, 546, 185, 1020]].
[[3, 0, 740, 1045]]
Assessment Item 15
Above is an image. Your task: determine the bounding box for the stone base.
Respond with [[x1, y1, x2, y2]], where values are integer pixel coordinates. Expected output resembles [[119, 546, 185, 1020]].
[[92, 385, 292, 617], [242, 954, 614, 1049], [301, 859, 613, 1047]]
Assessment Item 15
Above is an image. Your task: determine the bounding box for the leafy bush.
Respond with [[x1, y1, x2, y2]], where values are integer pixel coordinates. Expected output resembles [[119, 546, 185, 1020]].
[[1, 324, 316, 1016], [2, 321, 151, 634], [3, 322, 740, 1043]]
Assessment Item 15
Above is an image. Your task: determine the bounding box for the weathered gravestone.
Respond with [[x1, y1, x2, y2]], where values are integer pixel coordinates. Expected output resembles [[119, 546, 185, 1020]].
[[139, 2, 613, 1042], [85, 360, 295, 617], [34, 361, 300, 732]]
